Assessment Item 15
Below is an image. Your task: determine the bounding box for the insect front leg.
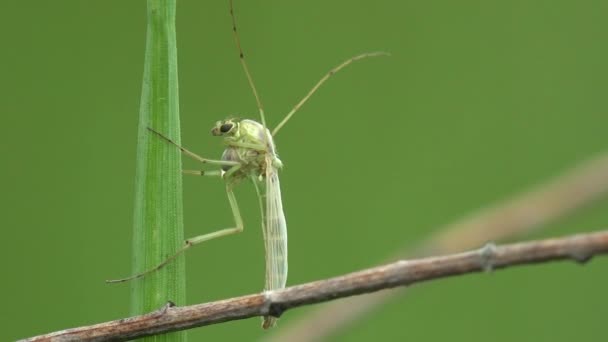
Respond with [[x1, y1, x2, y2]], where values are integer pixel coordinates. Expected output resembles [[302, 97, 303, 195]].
[[148, 127, 240, 168]]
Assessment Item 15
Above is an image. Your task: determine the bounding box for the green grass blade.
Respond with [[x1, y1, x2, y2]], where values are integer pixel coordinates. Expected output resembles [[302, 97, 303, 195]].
[[131, 1, 186, 341]]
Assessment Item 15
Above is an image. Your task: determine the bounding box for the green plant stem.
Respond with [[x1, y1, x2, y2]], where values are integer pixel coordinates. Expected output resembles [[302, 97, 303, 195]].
[[131, 1, 186, 341]]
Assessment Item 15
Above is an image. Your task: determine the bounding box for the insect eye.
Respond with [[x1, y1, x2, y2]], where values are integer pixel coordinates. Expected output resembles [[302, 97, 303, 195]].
[[220, 123, 233, 133]]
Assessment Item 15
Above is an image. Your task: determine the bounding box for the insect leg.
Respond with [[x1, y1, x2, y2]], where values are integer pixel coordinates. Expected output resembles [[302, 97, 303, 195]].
[[106, 183, 244, 283], [148, 127, 239, 167]]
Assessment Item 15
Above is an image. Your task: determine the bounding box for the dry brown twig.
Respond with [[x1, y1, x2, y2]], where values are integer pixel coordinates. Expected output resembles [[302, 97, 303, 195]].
[[268, 153, 608, 342], [20, 230, 608, 342]]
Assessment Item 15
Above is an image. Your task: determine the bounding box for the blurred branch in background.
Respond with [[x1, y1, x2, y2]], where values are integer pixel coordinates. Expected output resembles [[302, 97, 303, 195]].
[[268, 152, 608, 342], [19, 230, 608, 342]]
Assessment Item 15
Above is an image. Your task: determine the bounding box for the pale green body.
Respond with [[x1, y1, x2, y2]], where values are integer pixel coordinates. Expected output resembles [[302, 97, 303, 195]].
[[113, 118, 289, 330], [215, 118, 287, 328]]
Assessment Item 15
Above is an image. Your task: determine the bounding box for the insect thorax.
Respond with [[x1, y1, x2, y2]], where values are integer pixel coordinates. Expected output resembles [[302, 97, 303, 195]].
[[221, 119, 281, 183]]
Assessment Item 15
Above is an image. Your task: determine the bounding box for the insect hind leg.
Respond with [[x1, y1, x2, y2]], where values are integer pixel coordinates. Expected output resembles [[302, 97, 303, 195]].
[[106, 184, 245, 283]]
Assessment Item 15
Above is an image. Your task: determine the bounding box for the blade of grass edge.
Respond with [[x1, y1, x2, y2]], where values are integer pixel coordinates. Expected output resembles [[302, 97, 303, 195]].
[[131, 1, 186, 341]]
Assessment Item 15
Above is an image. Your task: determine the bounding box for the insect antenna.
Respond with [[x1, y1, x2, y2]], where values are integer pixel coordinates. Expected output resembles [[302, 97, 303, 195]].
[[272, 51, 390, 136], [229, 0, 268, 131]]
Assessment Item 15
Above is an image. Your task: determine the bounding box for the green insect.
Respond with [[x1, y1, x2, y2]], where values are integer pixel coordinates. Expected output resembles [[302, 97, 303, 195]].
[[108, 0, 387, 329]]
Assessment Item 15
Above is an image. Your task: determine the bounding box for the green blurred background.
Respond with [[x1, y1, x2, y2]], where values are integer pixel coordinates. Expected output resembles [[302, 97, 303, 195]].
[[2, 1, 607, 341]]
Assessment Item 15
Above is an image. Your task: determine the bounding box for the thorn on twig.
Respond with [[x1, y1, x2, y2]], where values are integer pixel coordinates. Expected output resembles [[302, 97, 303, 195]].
[[151, 301, 176, 318], [570, 249, 593, 264], [479, 242, 497, 272]]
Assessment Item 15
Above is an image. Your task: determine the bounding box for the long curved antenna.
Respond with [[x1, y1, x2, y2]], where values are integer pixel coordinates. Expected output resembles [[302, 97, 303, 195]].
[[272, 51, 390, 137], [229, 0, 268, 130]]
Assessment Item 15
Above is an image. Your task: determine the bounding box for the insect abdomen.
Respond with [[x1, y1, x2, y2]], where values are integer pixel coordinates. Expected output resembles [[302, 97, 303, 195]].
[[262, 168, 288, 329]]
